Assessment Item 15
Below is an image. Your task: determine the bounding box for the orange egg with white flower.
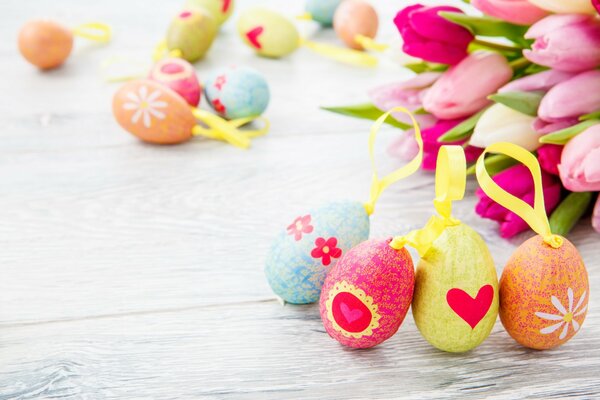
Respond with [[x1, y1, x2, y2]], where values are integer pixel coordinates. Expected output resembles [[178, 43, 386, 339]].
[[112, 79, 196, 145]]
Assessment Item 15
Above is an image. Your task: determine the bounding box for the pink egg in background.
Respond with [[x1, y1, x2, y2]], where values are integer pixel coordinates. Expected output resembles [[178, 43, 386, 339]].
[[148, 57, 202, 106]]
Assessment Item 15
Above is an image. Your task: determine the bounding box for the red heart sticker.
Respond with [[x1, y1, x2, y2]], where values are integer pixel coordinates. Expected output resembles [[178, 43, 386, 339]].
[[331, 292, 372, 333], [446, 285, 494, 329], [246, 26, 264, 49]]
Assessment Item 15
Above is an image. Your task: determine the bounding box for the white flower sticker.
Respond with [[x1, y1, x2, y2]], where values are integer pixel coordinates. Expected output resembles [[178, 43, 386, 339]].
[[123, 85, 167, 128], [535, 288, 587, 340]]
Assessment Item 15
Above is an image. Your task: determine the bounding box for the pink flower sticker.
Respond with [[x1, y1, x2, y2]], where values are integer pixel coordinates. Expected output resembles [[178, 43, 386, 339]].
[[311, 237, 342, 266], [286, 215, 313, 241]]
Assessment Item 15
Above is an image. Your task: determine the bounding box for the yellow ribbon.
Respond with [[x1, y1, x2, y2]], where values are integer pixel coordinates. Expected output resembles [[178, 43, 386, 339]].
[[72, 22, 112, 43], [153, 39, 183, 62], [364, 107, 423, 215], [191, 108, 269, 149], [390, 145, 466, 256], [296, 12, 313, 21], [354, 35, 389, 52], [475, 142, 563, 248], [300, 38, 378, 68]]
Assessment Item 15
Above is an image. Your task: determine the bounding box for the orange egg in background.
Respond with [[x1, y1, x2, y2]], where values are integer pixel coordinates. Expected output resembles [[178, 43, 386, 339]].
[[333, 0, 378, 50], [112, 79, 196, 145], [500, 235, 589, 350], [18, 20, 73, 69]]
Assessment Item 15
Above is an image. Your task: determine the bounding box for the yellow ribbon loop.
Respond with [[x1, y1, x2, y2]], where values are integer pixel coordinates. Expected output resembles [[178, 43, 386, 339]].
[[354, 35, 389, 52], [389, 145, 467, 256], [152, 40, 183, 62], [72, 22, 112, 43], [475, 142, 563, 248], [191, 108, 269, 149], [364, 107, 423, 215], [300, 38, 379, 68]]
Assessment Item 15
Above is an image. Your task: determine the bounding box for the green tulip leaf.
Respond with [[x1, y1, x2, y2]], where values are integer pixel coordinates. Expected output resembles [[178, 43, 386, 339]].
[[466, 154, 516, 176], [321, 103, 412, 130], [403, 62, 448, 74], [488, 91, 543, 116], [539, 119, 600, 145], [439, 12, 530, 47], [549, 192, 594, 236], [439, 108, 488, 142], [580, 110, 600, 121]]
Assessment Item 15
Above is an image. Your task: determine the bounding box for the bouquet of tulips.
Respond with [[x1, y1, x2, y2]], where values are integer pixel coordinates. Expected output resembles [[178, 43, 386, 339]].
[[326, 0, 600, 239]]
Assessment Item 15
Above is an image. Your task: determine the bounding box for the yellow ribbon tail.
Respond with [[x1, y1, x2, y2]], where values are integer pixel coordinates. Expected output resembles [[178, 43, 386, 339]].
[[363, 107, 424, 215], [475, 142, 562, 248], [354, 35, 389, 52], [301, 39, 378, 68], [153, 40, 183, 62], [191, 109, 269, 149], [100, 56, 147, 83], [72, 22, 112, 43], [390, 215, 451, 256], [296, 12, 313, 21]]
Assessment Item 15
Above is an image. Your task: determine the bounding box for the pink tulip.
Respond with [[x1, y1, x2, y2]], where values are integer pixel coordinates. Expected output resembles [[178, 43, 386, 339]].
[[471, 0, 548, 26], [369, 72, 439, 128], [423, 52, 512, 120], [476, 164, 562, 238], [394, 4, 474, 65], [537, 144, 563, 175], [594, 0, 600, 14], [533, 117, 579, 135], [558, 124, 600, 191], [539, 70, 600, 122], [593, 196, 600, 234], [388, 119, 483, 170], [524, 14, 600, 72], [498, 69, 577, 94]]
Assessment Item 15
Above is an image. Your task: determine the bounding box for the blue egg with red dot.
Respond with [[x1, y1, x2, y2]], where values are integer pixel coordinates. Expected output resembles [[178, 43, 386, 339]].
[[204, 66, 269, 120], [265, 201, 370, 304]]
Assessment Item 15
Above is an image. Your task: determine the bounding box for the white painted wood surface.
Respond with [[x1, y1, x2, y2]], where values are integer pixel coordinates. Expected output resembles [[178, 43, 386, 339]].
[[0, 0, 598, 398]]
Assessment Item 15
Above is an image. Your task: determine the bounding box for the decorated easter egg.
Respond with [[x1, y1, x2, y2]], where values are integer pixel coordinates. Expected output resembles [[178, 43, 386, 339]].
[[112, 79, 196, 145], [166, 9, 218, 62], [265, 201, 369, 304], [320, 239, 415, 348], [148, 57, 201, 107], [18, 20, 73, 69], [237, 8, 300, 58], [500, 235, 589, 350], [306, 0, 341, 27], [185, 0, 234, 26], [333, 0, 378, 50], [412, 223, 498, 353], [204, 66, 269, 119]]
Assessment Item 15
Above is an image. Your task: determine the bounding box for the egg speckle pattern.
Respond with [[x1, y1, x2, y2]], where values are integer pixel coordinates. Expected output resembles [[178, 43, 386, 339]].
[[204, 66, 269, 119], [500, 235, 589, 350], [265, 201, 369, 304], [320, 239, 415, 348], [412, 223, 499, 353]]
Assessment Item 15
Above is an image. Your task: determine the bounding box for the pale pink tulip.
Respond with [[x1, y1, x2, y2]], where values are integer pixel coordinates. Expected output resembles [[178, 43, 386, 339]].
[[558, 124, 600, 191], [527, 0, 596, 14], [471, 0, 548, 26], [422, 52, 512, 120], [592, 196, 600, 234], [539, 70, 600, 122], [524, 14, 600, 72], [498, 69, 577, 93]]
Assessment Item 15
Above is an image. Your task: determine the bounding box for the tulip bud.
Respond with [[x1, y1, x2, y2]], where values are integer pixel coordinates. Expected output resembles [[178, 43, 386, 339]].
[[524, 14, 600, 72], [471, 0, 548, 26], [537, 144, 563, 175], [593, 196, 600, 234], [539, 70, 600, 122], [499, 69, 577, 94], [527, 0, 596, 14], [470, 103, 541, 151], [558, 124, 600, 192], [423, 52, 512, 120]]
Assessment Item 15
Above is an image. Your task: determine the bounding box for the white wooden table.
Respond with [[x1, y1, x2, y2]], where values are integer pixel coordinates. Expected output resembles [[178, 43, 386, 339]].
[[1, 0, 599, 398]]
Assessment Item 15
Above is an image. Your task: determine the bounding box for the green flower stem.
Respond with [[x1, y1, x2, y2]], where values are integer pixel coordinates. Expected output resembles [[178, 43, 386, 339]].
[[509, 57, 531, 71], [549, 192, 594, 236], [472, 39, 520, 52]]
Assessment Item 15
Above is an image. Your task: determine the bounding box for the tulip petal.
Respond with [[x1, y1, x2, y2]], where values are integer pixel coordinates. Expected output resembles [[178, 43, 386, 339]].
[[526, 0, 595, 14], [499, 70, 577, 94], [471, 0, 548, 26]]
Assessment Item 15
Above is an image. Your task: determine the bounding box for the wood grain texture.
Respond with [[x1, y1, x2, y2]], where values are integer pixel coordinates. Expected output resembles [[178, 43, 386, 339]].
[[0, 0, 598, 398]]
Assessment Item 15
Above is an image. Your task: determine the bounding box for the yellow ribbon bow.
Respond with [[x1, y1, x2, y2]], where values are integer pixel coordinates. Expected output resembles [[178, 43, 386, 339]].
[[72, 22, 112, 43], [475, 142, 563, 248], [363, 106, 424, 215], [191, 108, 270, 149], [390, 145, 467, 256]]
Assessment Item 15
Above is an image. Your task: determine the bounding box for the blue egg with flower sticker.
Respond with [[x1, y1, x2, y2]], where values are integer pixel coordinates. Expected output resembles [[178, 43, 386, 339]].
[[265, 201, 370, 304], [204, 66, 269, 120]]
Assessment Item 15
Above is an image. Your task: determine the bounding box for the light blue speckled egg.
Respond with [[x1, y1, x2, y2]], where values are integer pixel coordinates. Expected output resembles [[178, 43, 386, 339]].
[[306, 0, 340, 26], [204, 66, 269, 120], [265, 201, 370, 304]]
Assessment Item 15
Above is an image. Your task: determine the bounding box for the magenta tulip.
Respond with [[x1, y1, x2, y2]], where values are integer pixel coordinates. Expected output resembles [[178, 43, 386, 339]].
[[394, 4, 474, 65], [537, 144, 563, 175], [524, 14, 600, 72], [558, 124, 600, 192], [498, 69, 577, 94], [422, 52, 512, 120], [471, 0, 548, 26], [388, 119, 483, 170], [476, 164, 562, 238], [369, 72, 439, 128], [539, 70, 600, 122], [594, 0, 600, 13]]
